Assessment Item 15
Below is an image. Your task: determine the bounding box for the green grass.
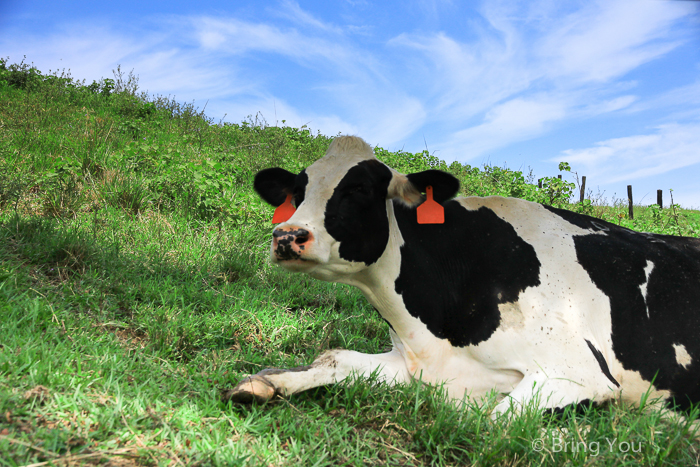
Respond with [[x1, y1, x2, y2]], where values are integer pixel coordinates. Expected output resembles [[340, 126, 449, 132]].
[[1, 58, 699, 466]]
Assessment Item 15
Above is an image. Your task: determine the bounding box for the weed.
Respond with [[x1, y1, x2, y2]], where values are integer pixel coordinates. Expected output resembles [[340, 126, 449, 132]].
[[100, 172, 151, 215]]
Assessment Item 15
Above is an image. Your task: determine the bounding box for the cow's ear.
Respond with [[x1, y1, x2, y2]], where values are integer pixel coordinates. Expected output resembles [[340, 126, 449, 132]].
[[389, 170, 460, 206], [407, 170, 460, 203], [254, 168, 297, 207]]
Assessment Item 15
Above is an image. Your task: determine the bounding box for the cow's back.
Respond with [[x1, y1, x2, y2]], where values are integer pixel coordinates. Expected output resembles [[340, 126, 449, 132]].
[[542, 204, 700, 409]]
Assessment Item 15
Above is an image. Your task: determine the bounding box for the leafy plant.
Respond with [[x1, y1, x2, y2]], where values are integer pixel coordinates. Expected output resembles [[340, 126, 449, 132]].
[[40, 159, 88, 218], [535, 162, 576, 207]]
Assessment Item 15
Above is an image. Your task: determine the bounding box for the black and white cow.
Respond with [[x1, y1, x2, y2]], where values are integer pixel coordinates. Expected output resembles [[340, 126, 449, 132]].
[[224, 135, 700, 416]]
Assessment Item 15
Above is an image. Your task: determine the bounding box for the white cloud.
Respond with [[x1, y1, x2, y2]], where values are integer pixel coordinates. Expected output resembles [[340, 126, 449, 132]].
[[438, 96, 568, 161], [558, 122, 700, 182], [536, 0, 691, 82], [387, 0, 696, 165], [579, 95, 638, 116], [360, 96, 427, 146], [273, 0, 344, 34], [629, 80, 700, 114], [188, 16, 374, 77], [389, 31, 534, 122], [0, 26, 149, 85]]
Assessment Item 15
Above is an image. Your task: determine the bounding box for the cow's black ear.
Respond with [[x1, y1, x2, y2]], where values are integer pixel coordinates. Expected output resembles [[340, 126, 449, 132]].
[[406, 170, 460, 203], [254, 168, 297, 207]]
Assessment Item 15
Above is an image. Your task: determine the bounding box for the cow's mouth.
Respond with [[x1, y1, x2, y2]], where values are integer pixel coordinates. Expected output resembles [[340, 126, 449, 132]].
[[274, 256, 318, 272], [273, 243, 305, 261]]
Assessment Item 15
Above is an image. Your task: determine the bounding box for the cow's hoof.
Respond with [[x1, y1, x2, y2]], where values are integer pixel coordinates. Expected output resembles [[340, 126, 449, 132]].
[[222, 375, 277, 404]]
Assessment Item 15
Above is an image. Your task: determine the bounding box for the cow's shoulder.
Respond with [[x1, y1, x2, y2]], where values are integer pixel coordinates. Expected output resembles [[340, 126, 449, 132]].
[[453, 196, 600, 244], [391, 198, 542, 348]]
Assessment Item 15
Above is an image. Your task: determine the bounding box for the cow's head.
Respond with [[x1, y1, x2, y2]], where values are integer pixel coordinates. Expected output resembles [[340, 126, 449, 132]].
[[254, 136, 459, 279]]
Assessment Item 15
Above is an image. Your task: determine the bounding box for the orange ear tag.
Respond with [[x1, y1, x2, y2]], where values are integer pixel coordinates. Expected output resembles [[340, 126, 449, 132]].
[[416, 186, 444, 224], [272, 194, 296, 223]]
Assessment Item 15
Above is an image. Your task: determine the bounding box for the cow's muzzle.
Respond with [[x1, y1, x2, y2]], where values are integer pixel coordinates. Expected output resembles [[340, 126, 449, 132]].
[[272, 227, 313, 261]]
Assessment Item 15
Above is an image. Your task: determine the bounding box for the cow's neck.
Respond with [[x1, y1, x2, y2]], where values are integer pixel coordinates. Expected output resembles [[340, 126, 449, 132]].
[[343, 200, 408, 326], [342, 200, 473, 348]]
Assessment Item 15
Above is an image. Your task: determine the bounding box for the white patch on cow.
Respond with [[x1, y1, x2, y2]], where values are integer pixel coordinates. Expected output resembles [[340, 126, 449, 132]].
[[639, 260, 655, 318], [673, 344, 692, 368], [617, 367, 671, 405], [498, 302, 525, 330]]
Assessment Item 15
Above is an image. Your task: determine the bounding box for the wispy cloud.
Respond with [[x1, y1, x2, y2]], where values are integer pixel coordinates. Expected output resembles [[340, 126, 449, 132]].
[[558, 121, 700, 182], [534, 0, 691, 83], [391, 0, 694, 156], [272, 0, 344, 34], [438, 95, 568, 161]]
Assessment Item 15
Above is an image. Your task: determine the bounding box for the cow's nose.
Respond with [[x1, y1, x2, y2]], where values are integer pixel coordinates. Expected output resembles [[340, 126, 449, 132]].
[[272, 227, 313, 260], [273, 227, 309, 240]]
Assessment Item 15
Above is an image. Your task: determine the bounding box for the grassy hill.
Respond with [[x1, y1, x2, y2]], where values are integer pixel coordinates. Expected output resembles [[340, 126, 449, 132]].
[[0, 58, 698, 466]]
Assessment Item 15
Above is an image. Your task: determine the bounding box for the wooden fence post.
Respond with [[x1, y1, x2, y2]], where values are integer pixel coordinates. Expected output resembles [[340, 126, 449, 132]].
[[580, 176, 586, 203], [657, 190, 663, 209], [627, 185, 634, 220]]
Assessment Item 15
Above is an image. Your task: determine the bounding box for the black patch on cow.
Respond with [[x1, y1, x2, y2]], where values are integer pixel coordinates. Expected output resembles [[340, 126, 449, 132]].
[[543, 399, 597, 419], [585, 339, 620, 388], [324, 160, 394, 265], [546, 205, 700, 411], [406, 170, 460, 203], [393, 203, 541, 347]]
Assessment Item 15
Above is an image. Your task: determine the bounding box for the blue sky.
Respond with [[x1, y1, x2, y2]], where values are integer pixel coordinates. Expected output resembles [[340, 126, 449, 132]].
[[2, 0, 700, 207]]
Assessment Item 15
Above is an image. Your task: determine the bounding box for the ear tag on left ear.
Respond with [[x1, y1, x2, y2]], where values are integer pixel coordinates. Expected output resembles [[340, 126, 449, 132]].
[[272, 194, 296, 223], [416, 186, 444, 224]]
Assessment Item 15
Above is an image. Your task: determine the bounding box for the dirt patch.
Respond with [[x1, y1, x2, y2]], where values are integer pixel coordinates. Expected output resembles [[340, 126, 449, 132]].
[[95, 324, 148, 351], [23, 385, 51, 404]]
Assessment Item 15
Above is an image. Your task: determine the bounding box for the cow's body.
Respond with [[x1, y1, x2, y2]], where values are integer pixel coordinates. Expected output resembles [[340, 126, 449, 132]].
[[225, 136, 700, 415]]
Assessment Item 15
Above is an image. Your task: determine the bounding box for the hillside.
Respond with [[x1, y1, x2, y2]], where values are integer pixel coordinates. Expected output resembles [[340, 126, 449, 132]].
[[1, 59, 698, 466]]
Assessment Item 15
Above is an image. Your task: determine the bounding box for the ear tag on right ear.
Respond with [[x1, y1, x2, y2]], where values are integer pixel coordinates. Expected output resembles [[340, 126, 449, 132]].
[[416, 186, 444, 224], [272, 194, 296, 223]]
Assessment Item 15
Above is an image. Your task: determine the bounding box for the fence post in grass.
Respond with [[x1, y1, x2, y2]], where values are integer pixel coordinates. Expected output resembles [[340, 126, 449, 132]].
[[627, 185, 634, 220], [657, 189, 663, 209], [580, 176, 586, 203]]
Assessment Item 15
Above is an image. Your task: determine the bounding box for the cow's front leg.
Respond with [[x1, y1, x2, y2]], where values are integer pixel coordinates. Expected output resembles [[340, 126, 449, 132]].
[[223, 348, 410, 403]]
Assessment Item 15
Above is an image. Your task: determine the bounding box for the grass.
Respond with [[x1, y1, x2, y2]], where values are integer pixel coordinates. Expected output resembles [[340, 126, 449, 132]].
[[1, 58, 699, 465]]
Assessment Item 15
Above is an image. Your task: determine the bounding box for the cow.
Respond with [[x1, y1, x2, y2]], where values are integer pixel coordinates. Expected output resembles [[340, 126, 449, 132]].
[[223, 135, 700, 418]]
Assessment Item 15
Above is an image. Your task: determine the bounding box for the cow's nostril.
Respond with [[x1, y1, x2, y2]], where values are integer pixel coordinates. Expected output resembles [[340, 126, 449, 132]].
[[295, 229, 310, 245]]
